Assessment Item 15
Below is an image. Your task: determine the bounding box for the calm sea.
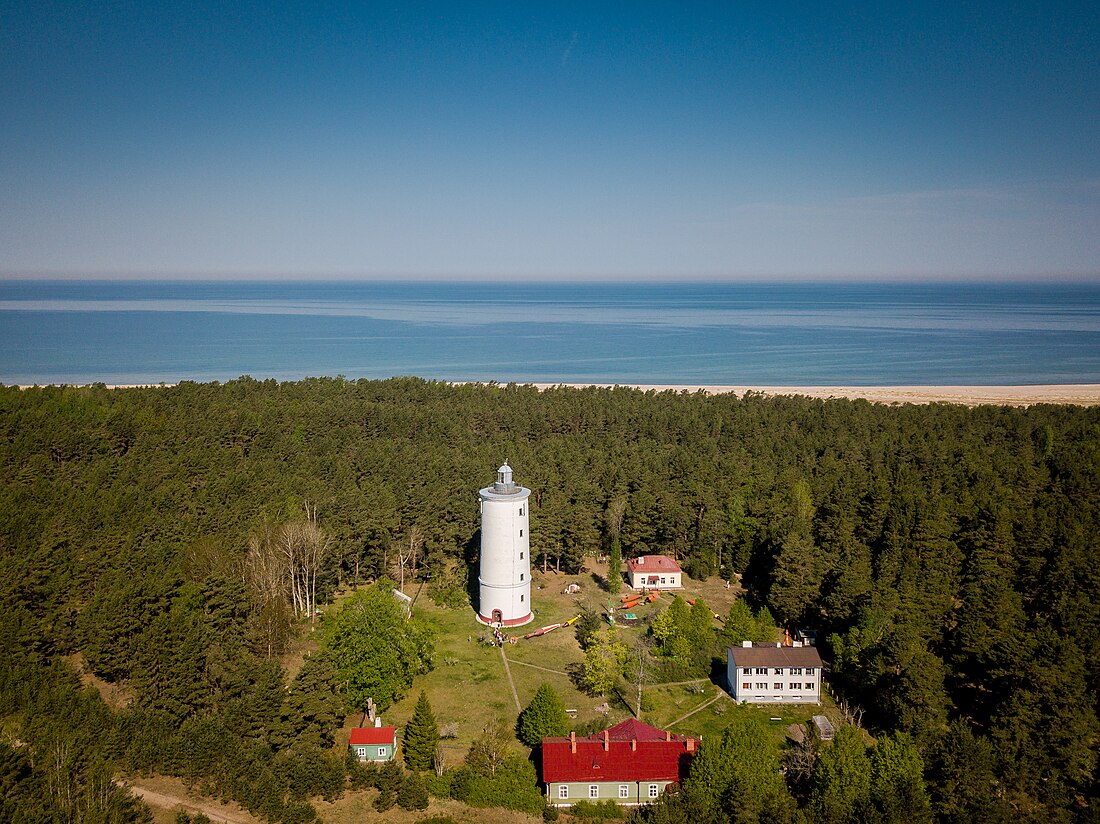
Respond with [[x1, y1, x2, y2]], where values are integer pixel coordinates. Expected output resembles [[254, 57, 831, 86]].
[[1, 280, 1099, 386]]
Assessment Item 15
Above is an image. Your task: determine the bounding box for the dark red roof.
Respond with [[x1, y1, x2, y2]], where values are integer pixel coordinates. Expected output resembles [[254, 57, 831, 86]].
[[586, 718, 687, 743], [626, 555, 682, 574], [542, 724, 696, 783], [349, 726, 396, 746]]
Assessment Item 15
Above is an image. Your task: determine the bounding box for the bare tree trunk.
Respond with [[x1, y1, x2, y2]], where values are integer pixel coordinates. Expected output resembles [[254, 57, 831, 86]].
[[605, 496, 627, 539], [300, 502, 330, 624], [397, 526, 422, 594]]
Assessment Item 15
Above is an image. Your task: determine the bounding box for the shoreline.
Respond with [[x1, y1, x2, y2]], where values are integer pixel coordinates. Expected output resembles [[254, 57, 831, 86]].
[[15, 381, 1100, 407], [529, 383, 1100, 407]]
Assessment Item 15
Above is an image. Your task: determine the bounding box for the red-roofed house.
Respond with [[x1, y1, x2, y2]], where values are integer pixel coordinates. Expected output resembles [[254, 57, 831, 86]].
[[626, 555, 683, 590], [349, 724, 398, 762], [541, 719, 697, 806]]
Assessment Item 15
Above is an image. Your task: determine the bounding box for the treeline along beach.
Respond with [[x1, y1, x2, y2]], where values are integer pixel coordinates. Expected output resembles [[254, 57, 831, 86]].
[[0, 377, 1097, 821]]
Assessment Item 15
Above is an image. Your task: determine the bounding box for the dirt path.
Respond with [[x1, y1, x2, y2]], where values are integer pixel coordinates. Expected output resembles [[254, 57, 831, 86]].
[[642, 677, 712, 690], [666, 689, 729, 728], [499, 646, 522, 711], [125, 779, 257, 824], [507, 658, 569, 676]]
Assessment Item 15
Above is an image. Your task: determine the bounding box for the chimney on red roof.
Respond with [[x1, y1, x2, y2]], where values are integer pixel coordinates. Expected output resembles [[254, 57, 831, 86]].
[[687, 738, 696, 753], [570, 731, 576, 754], [603, 730, 610, 751], [631, 738, 637, 751], [665, 730, 671, 742]]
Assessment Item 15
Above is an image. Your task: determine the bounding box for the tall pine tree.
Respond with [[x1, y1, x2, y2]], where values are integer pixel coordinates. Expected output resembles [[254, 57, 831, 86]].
[[402, 691, 439, 772], [516, 683, 569, 746], [607, 535, 623, 594]]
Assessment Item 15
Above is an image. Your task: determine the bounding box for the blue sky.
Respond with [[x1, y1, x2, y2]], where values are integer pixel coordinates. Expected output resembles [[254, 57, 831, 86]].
[[1, 2, 1098, 280]]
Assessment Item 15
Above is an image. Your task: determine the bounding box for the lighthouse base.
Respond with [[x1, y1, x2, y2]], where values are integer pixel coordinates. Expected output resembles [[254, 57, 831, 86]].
[[475, 611, 534, 628]]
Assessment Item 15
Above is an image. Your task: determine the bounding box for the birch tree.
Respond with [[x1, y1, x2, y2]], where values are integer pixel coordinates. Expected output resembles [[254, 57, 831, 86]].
[[245, 506, 331, 624]]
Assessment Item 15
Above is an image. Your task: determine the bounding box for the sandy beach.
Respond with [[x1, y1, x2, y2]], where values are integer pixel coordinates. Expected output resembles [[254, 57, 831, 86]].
[[528, 383, 1100, 407], [76, 382, 1100, 406]]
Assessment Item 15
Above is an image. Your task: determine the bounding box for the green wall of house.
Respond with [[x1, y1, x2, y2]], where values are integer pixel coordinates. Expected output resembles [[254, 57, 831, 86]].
[[547, 780, 672, 806], [353, 743, 395, 762]]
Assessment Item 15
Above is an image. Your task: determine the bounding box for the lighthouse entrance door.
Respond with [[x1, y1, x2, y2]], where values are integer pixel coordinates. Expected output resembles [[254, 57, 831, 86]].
[[491, 609, 503, 624]]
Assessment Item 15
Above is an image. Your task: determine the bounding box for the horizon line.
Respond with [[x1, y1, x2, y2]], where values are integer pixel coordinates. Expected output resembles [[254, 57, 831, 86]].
[[3, 273, 1099, 286]]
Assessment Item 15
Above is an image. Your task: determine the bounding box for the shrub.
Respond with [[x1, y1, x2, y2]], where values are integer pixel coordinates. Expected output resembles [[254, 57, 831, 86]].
[[347, 757, 378, 790], [569, 799, 624, 819], [279, 801, 317, 824], [398, 770, 430, 811], [449, 757, 545, 815], [424, 770, 452, 798]]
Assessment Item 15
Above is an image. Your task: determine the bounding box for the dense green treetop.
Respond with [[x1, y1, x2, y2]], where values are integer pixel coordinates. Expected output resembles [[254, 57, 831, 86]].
[[324, 582, 433, 712]]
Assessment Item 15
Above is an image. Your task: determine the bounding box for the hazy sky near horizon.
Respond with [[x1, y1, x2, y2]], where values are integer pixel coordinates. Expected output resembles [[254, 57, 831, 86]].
[[2, 2, 1098, 281]]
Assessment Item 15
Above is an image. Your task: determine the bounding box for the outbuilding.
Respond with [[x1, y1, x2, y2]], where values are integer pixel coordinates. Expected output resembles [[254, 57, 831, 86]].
[[349, 724, 398, 762], [626, 555, 682, 590]]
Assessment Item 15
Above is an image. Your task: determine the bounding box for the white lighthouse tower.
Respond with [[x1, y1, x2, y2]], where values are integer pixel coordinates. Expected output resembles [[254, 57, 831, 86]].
[[477, 461, 533, 627]]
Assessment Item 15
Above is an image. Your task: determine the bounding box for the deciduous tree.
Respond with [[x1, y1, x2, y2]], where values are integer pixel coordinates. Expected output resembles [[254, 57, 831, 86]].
[[869, 732, 931, 823], [581, 629, 629, 695], [324, 583, 433, 711], [810, 726, 872, 824], [466, 719, 511, 778]]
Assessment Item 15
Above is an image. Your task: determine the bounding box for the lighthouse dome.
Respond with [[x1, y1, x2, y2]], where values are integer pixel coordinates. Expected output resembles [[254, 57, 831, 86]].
[[494, 461, 515, 493]]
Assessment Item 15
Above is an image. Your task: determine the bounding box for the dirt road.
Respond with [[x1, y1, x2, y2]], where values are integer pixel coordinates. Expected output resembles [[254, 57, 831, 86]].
[[124, 778, 257, 824]]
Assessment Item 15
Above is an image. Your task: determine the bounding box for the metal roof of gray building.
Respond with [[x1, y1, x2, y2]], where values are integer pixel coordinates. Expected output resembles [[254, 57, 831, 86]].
[[728, 645, 823, 668]]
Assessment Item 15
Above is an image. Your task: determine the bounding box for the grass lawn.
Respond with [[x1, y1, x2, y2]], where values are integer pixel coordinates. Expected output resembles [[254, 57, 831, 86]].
[[332, 558, 816, 750], [321, 560, 834, 824]]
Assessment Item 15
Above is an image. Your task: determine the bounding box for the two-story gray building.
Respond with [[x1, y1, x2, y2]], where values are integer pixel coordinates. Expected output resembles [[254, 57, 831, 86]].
[[726, 642, 823, 704]]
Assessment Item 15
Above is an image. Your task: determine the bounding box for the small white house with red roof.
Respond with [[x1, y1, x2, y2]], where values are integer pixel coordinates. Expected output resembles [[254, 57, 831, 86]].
[[349, 722, 398, 762], [626, 555, 682, 590], [541, 719, 697, 806]]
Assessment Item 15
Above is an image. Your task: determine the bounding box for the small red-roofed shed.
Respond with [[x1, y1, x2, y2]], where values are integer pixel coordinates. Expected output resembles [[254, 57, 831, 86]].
[[349, 725, 397, 762], [542, 720, 696, 806], [626, 555, 683, 590]]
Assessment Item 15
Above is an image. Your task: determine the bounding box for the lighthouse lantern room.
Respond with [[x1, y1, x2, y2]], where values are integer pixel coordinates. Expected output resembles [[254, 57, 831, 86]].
[[477, 461, 533, 627]]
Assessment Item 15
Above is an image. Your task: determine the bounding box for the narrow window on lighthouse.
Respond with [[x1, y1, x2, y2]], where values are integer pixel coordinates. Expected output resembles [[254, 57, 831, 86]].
[[519, 507, 524, 515], [520, 574, 524, 581], [519, 529, 523, 536]]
